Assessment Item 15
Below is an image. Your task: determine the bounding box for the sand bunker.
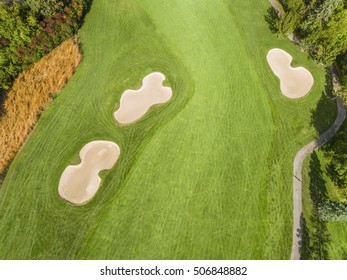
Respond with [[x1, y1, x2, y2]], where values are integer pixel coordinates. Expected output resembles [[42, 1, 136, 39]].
[[58, 141, 120, 205], [267, 48, 314, 98], [114, 72, 172, 124]]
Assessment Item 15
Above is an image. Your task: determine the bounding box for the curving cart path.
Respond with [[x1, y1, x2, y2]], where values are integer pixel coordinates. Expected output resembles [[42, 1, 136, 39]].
[[291, 98, 346, 260]]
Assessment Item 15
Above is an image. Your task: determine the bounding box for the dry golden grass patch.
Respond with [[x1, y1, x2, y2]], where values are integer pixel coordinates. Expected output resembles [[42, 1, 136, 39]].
[[0, 37, 81, 173]]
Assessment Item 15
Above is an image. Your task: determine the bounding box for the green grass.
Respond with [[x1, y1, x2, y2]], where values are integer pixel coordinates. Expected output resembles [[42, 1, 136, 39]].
[[0, 0, 336, 259], [302, 128, 347, 260]]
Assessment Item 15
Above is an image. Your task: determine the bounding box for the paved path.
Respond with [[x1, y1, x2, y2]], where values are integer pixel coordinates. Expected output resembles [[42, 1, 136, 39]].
[[291, 98, 346, 260], [267, 0, 346, 261]]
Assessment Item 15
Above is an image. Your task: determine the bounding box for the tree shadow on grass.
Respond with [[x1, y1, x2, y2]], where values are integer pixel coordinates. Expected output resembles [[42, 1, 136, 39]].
[[342, 250, 347, 259], [0, 169, 6, 189], [304, 152, 330, 259], [324, 121, 347, 189], [309, 152, 328, 205], [300, 215, 312, 259], [310, 208, 330, 260], [80, 0, 93, 27], [0, 92, 5, 117], [310, 69, 337, 136], [264, 7, 280, 34]]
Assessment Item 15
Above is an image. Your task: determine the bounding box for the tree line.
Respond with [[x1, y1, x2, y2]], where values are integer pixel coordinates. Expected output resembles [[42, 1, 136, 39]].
[[277, 0, 347, 64], [0, 37, 81, 173], [272, 1, 347, 193], [275, 1, 347, 99], [0, 0, 91, 95]]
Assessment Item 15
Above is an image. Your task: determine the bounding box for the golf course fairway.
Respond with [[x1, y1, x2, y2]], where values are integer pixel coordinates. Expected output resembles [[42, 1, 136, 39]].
[[0, 0, 336, 259]]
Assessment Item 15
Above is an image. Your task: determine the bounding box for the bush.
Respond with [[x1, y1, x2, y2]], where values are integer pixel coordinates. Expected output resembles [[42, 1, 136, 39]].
[[319, 201, 347, 222]]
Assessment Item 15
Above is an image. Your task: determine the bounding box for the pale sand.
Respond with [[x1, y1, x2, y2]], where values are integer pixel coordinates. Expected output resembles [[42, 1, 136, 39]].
[[58, 141, 120, 205], [114, 72, 172, 124], [267, 48, 314, 99]]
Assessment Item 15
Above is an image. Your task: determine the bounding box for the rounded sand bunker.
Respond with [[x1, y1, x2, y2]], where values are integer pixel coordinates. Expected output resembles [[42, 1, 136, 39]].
[[267, 48, 314, 99], [114, 72, 172, 124], [58, 141, 120, 205]]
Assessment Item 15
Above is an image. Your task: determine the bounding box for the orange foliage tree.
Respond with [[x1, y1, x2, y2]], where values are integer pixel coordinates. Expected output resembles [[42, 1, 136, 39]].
[[0, 37, 81, 173]]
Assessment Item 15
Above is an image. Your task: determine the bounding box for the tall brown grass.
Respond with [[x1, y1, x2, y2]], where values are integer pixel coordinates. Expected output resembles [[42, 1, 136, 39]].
[[0, 36, 81, 173]]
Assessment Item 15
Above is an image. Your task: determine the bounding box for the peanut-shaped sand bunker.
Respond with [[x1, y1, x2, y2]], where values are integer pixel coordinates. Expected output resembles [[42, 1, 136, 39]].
[[267, 48, 314, 99], [58, 141, 120, 205], [114, 72, 172, 124]]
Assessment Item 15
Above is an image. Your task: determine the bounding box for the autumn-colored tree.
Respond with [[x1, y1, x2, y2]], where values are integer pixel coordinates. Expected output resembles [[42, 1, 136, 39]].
[[0, 0, 91, 95], [0, 38, 81, 173]]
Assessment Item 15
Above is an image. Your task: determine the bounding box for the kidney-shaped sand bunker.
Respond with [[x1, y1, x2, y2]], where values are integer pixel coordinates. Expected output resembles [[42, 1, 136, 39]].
[[114, 72, 172, 124], [58, 141, 120, 205], [267, 48, 314, 99]]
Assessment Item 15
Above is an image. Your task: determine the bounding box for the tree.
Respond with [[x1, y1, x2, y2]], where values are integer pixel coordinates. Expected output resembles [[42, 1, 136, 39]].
[[275, 0, 347, 64], [277, 0, 307, 34], [0, 0, 91, 95], [325, 123, 347, 188], [0, 2, 34, 92], [300, 0, 347, 64], [24, 0, 63, 19]]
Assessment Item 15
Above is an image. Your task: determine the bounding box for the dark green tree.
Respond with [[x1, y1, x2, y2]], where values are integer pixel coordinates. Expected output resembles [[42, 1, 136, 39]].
[[325, 123, 347, 188], [275, 0, 347, 64], [24, 0, 63, 19]]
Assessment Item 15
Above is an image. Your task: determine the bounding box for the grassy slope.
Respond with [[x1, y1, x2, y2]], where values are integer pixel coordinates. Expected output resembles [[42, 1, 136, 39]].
[[302, 129, 347, 260], [0, 0, 334, 259]]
